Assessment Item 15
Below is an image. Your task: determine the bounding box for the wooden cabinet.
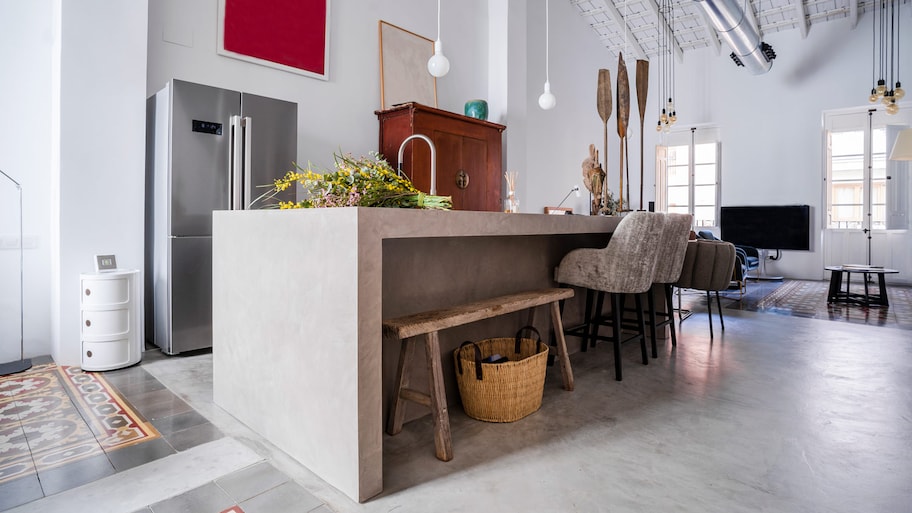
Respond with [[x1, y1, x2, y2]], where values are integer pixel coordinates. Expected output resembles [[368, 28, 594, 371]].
[[376, 102, 506, 212]]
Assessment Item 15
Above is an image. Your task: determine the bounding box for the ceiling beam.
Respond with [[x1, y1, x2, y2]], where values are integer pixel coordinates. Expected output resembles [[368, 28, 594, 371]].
[[642, 0, 684, 62], [594, 0, 648, 61], [795, 1, 809, 38], [849, 0, 858, 29]]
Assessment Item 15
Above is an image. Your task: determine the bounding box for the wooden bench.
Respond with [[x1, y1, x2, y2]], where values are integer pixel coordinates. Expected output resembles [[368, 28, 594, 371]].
[[383, 287, 575, 462]]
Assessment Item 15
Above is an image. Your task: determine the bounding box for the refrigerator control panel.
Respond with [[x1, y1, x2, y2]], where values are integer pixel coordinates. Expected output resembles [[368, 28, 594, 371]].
[[192, 120, 222, 136]]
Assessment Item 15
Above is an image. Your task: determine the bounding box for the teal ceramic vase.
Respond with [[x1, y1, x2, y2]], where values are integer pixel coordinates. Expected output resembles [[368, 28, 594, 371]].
[[464, 99, 488, 121]]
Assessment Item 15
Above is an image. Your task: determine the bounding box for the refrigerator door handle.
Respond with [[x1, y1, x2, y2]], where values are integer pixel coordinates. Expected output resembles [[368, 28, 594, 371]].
[[242, 116, 252, 209], [229, 115, 243, 210]]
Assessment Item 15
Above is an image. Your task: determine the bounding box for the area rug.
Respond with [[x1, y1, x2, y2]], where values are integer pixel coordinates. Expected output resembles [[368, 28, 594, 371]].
[[0, 364, 160, 484], [728, 279, 912, 330]]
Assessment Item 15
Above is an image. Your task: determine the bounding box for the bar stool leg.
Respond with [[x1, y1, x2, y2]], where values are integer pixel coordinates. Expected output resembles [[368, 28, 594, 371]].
[[634, 293, 649, 365], [705, 291, 714, 339], [715, 291, 725, 330], [588, 292, 605, 351], [645, 287, 657, 358], [610, 293, 624, 381]]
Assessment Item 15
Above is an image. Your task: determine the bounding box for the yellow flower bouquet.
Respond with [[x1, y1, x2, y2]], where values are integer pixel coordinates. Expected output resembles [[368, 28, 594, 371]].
[[258, 152, 452, 210]]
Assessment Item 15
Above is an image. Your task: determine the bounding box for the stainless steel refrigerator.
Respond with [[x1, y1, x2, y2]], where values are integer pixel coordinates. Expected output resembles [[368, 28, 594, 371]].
[[145, 79, 297, 354]]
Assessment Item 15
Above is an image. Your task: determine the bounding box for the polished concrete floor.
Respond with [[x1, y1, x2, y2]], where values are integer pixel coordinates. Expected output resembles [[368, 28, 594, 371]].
[[5, 289, 912, 512]]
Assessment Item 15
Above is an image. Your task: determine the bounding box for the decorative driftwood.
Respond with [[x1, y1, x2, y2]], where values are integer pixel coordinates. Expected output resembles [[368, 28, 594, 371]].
[[597, 69, 612, 212], [616, 53, 630, 212], [636, 59, 649, 211], [581, 144, 605, 215]]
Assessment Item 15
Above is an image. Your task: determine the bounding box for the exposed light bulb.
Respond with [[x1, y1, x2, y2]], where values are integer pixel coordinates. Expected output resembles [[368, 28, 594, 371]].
[[539, 0, 555, 110], [886, 102, 899, 115], [427, 40, 450, 78], [538, 81, 557, 110], [882, 90, 896, 106], [656, 121, 663, 132], [427, 0, 449, 78], [876, 79, 886, 95], [869, 88, 880, 103], [895, 83, 905, 100], [670, 112, 677, 123]]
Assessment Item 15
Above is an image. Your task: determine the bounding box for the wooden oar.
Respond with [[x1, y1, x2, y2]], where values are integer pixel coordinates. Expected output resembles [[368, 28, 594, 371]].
[[616, 53, 630, 212], [636, 59, 649, 211], [597, 69, 612, 212]]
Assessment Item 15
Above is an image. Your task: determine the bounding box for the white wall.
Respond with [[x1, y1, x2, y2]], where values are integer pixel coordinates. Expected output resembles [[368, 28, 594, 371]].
[[0, 0, 147, 366], [0, 0, 55, 362], [524, 0, 618, 215], [54, 1, 148, 365]]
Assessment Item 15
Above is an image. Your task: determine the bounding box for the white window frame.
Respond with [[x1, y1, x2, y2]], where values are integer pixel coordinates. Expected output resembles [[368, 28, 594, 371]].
[[823, 108, 910, 232], [655, 126, 721, 230]]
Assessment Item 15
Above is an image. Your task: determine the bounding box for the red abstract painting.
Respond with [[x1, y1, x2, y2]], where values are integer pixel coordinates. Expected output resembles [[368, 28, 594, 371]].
[[221, 0, 328, 79]]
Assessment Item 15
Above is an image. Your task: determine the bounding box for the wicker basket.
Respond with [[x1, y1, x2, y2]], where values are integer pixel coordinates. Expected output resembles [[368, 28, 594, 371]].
[[453, 327, 549, 423]]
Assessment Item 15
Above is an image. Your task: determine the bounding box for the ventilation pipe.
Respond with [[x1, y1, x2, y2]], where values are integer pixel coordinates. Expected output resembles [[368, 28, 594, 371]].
[[694, 0, 776, 74]]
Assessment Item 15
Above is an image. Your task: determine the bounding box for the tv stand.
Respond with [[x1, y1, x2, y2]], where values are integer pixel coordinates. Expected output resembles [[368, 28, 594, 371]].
[[748, 249, 783, 281]]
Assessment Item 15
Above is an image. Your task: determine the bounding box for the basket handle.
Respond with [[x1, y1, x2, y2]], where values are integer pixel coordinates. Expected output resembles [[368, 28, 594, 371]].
[[514, 325, 542, 354], [456, 341, 484, 380]]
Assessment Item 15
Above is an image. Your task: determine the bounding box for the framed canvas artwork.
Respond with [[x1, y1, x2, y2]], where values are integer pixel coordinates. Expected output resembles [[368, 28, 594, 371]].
[[379, 21, 437, 109], [218, 0, 330, 80]]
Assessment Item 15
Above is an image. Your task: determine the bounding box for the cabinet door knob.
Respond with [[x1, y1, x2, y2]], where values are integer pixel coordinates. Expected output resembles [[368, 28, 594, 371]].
[[85, 288, 91, 296], [456, 169, 469, 189], [85, 319, 92, 327], [86, 350, 93, 358]]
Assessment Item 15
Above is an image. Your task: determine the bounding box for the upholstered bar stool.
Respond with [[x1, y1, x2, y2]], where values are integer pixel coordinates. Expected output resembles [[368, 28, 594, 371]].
[[556, 211, 666, 381], [674, 239, 737, 339], [645, 213, 693, 357]]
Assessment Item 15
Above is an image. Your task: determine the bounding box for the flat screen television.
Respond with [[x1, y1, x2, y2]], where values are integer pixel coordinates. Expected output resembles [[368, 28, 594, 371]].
[[720, 205, 811, 251]]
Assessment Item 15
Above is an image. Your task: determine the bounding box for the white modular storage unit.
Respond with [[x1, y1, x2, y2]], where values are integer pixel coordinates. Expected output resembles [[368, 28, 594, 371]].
[[80, 269, 143, 371]]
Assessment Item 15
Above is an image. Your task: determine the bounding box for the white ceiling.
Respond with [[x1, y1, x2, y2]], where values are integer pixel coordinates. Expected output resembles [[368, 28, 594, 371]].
[[571, 0, 893, 59]]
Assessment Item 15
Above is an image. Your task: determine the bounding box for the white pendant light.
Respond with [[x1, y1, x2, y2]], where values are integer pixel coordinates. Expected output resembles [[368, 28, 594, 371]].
[[427, 0, 450, 78], [538, 0, 556, 110]]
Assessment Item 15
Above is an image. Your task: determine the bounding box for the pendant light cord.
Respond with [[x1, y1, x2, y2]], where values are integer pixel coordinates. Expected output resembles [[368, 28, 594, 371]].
[[436, 0, 441, 40], [545, 0, 550, 83]]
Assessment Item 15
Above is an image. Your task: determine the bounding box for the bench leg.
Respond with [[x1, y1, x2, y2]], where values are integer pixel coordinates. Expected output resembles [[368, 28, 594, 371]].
[[387, 336, 417, 436], [549, 301, 574, 391], [424, 331, 453, 462]]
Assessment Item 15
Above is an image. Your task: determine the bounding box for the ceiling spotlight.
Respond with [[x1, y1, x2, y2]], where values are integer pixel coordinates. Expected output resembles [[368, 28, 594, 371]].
[[761, 42, 776, 62]]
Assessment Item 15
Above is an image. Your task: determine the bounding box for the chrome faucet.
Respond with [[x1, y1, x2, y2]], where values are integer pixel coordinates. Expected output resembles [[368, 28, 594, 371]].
[[396, 134, 437, 195]]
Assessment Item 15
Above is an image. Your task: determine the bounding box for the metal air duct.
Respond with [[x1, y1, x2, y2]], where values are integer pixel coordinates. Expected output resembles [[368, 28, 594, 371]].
[[694, 0, 775, 75]]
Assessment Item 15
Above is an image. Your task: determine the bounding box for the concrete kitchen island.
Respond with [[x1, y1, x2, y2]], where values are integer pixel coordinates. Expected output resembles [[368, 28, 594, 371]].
[[212, 208, 619, 502]]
